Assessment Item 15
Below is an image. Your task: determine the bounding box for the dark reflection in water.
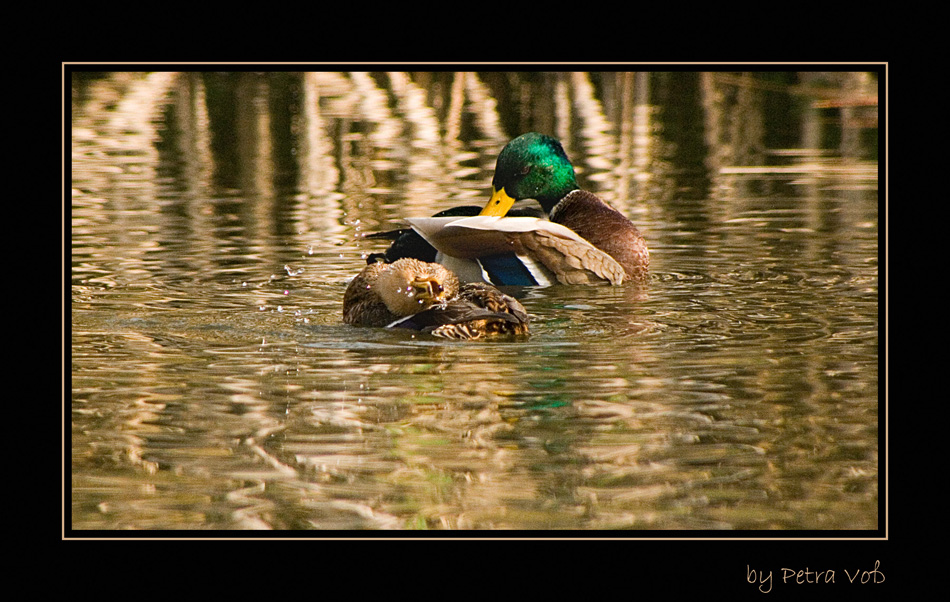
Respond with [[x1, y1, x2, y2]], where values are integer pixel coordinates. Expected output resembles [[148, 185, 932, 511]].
[[70, 70, 879, 531]]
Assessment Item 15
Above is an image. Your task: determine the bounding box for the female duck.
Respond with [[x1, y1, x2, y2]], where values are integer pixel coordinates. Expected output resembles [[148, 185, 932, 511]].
[[370, 133, 649, 286], [343, 258, 529, 339]]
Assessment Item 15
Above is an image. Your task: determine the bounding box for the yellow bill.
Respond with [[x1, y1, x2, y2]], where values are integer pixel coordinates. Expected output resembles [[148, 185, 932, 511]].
[[479, 186, 516, 217]]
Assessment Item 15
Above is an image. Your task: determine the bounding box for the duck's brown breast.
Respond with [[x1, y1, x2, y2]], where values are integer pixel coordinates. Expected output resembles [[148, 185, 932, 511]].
[[549, 190, 649, 281]]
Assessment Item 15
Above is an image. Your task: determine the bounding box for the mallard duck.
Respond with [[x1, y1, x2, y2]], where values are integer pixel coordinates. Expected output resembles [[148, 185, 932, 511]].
[[367, 132, 648, 286], [343, 258, 529, 339]]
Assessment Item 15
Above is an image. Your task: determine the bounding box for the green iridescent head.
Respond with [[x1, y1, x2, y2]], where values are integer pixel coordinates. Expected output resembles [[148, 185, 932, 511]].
[[482, 132, 579, 216]]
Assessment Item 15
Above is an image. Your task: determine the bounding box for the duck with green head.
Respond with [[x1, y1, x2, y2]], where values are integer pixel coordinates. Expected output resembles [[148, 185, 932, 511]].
[[368, 132, 649, 286]]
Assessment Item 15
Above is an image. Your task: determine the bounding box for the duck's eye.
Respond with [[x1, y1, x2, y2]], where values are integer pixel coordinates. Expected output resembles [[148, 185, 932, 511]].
[[520, 165, 531, 176]]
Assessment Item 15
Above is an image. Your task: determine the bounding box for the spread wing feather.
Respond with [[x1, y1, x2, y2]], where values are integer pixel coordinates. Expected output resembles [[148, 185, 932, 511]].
[[407, 216, 625, 285]]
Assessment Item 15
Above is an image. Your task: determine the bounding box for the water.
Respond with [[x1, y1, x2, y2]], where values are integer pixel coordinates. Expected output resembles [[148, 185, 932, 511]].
[[69, 71, 880, 531]]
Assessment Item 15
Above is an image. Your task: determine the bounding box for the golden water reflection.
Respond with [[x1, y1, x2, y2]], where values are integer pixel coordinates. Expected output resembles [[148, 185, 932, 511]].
[[70, 70, 879, 531]]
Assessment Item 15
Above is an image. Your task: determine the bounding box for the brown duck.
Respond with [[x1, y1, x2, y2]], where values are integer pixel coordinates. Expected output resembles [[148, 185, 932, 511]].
[[343, 258, 529, 339]]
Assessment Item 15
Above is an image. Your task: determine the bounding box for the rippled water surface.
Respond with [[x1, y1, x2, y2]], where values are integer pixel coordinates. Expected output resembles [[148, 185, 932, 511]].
[[70, 71, 880, 532]]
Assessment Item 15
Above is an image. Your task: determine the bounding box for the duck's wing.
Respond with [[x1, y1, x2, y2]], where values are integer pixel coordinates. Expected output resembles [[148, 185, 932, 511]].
[[407, 216, 626, 285], [363, 203, 546, 267], [387, 282, 529, 339], [386, 295, 522, 333], [457, 282, 530, 324]]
